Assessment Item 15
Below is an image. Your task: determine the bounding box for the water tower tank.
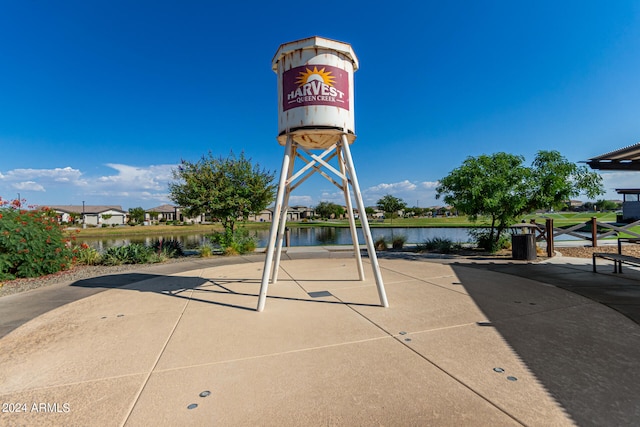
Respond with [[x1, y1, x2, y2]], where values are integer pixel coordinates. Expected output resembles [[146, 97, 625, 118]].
[[272, 36, 358, 148]]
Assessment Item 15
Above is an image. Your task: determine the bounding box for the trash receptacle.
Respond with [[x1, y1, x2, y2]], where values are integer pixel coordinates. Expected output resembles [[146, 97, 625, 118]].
[[511, 233, 536, 260]]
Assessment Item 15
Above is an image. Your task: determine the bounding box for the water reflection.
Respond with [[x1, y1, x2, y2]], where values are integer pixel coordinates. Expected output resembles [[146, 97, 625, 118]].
[[80, 227, 475, 251], [315, 227, 337, 244]]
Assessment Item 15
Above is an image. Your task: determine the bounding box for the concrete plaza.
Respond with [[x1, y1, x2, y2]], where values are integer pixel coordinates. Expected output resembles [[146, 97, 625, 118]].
[[1, 249, 639, 426]]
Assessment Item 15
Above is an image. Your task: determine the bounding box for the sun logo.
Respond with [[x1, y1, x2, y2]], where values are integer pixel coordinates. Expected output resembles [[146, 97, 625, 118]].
[[295, 66, 335, 87]]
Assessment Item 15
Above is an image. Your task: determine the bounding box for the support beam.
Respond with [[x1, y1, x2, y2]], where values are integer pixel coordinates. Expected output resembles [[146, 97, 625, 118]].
[[257, 137, 292, 312], [258, 134, 389, 311], [340, 135, 388, 307], [338, 147, 365, 280]]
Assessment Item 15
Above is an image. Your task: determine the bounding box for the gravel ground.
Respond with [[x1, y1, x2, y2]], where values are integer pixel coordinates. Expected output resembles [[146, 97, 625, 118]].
[[3, 245, 639, 298], [556, 245, 640, 258]]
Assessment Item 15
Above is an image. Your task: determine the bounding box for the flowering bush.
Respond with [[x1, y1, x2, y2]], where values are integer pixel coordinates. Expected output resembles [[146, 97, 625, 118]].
[[0, 198, 74, 280]]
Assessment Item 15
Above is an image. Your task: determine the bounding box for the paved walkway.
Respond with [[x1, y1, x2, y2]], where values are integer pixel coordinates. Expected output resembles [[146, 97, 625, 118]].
[[1, 249, 639, 426]]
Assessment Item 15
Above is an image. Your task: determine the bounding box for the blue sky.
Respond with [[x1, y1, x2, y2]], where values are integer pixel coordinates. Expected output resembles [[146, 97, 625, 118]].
[[1, 1, 639, 210]]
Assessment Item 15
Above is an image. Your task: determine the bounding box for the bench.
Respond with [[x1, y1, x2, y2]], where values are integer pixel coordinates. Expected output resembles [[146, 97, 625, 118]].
[[592, 252, 640, 273]]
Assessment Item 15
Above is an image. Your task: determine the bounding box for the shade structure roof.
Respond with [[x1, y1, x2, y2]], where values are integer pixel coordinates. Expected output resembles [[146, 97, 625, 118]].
[[587, 142, 640, 170]]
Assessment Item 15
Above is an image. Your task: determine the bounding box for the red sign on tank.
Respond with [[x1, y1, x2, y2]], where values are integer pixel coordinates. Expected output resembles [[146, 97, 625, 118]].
[[282, 65, 350, 112]]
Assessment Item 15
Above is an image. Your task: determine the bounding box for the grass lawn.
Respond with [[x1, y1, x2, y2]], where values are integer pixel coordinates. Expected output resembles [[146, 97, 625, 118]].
[[70, 212, 619, 238]]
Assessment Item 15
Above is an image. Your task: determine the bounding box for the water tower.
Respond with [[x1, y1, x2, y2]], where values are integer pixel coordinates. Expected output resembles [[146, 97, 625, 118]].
[[257, 36, 388, 312]]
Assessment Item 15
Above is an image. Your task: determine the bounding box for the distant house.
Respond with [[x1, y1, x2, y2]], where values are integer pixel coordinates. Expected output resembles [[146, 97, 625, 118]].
[[568, 200, 584, 210], [145, 204, 205, 224], [371, 208, 385, 219], [50, 205, 127, 226], [248, 208, 274, 222], [145, 204, 179, 222], [248, 206, 316, 222], [287, 205, 315, 221]]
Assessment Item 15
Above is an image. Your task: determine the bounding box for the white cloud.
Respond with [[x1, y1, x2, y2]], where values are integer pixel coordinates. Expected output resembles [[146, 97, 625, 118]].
[[0, 166, 86, 194], [97, 163, 174, 191], [319, 190, 346, 205], [296, 179, 445, 208], [0, 164, 176, 208], [12, 181, 45, 192], [0, 163, 453, 210], [288, 195, 314, 206], [0, 166, 84, 184], [362, 180, 441, 207], [419, 181, 439, 190], [367, 180, 417, 193]]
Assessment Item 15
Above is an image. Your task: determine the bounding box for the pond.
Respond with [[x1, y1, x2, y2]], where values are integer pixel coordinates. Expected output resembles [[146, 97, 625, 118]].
[[80, 226, 475, 251]]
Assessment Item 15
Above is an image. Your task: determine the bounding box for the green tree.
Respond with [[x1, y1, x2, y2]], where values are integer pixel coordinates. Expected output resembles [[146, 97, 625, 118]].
[[364, 206, 375, 218], [128, 207, 145, 225], [525, 150, 603, 213], [595, 199, 619, 211], [376, 195, 407, 224], [169, 151, 276, 236], [436, 151, 603, 251], [315, 201, 345, 219]]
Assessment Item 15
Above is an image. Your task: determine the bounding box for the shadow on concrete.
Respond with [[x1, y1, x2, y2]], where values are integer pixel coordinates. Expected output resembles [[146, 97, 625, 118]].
[[0, 273, 166, 339], [1, 269, 383, 339], [449, 261, 640, 426], [458, 259, 640, 325], [70, 272, 379, 304], [5, 252, 639, 425]]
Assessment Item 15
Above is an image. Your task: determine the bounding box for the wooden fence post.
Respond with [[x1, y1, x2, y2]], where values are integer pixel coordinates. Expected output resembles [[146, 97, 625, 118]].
[[546, 218, 554, 257], [591, 216, 598, 248]]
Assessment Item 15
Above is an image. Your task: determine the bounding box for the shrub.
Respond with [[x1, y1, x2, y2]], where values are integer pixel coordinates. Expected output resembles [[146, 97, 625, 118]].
[[208, 227, 256, 255], [75, 244, 102, 265], [151, 239, 184, 257], [469, 228, 511, 253], [391, 235, 407, 249], [417, 237, 460, 254], [0, 205, 74, 280], [199, 245, 213, 257], [101, 244, 153, 265], [224, 246, 239, 256], [147, 251, 168, 264], [374, 237, 388, 251]]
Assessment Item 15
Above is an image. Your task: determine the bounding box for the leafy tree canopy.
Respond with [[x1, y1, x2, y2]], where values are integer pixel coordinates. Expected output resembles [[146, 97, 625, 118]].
[[376, 194, 407, 225], [128, 207, 145, 224], [595, 199, 620, 211], [315, 201, 345, 219], [377, 195, 407, 216], [169, 151, 276, 234], [436, 150, 604, 248]]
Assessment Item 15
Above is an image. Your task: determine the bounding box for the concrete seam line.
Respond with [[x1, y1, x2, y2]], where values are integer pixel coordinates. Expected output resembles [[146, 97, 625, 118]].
[[150, 336, 394, 375], [120, 287, 195, 427], [327, 271, 529, 427]]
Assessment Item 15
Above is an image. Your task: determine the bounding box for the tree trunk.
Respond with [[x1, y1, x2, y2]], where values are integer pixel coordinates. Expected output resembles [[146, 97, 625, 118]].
[[489, 216, 496, 245]]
